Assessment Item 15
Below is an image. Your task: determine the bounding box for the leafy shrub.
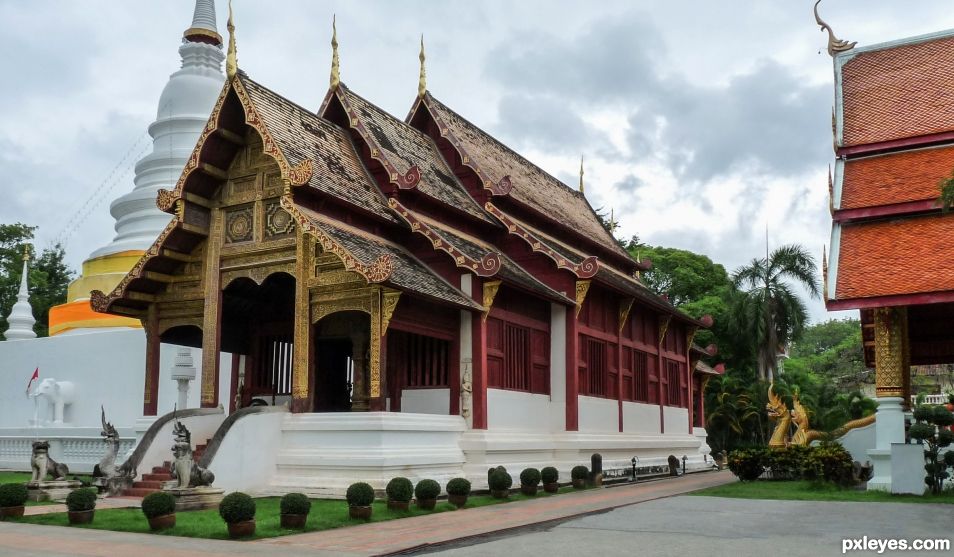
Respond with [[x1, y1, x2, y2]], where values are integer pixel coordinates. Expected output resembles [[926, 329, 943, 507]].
[[0, 483, 28, 507], [763, 445, 812, 480], [346, 482, 375, 507], [280, 493, 311, 516], [386, 477, 413, 502], [727, 448, 768, 481], [910, 404, 954, 493], [219, 492, 256, 523], [446, 477, 471, 496], [803, 445, 854, 486], [571, 465, 588, 481], [541, 466, 559, 484], [520, 468, 541, 486], [414, 479, 441, 500], [488, 468, 513, 491], [65, 488, 97, 512], [487, 466, 506, 486], [141, 491, 175, 519]]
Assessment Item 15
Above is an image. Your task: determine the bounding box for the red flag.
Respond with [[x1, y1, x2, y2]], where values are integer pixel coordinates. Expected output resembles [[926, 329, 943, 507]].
[[26, 367, 38, 396]]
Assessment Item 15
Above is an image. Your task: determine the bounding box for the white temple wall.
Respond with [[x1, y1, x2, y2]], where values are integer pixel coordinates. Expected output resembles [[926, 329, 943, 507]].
[[487, 388, 550, 432], [663, 406, 690, 435], [622, 401, 662, 434], [578, 396, 618, 432], [204, 410, 285, 492], [548, 303, 567, 433], [401, 388, 450, 415]]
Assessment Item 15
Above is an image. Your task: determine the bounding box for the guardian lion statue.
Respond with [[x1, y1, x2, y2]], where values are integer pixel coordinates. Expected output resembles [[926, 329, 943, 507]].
[[30, 440, 69, 483]]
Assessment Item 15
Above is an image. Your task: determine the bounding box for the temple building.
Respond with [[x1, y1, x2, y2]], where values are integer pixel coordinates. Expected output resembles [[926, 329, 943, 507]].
[[88, 8, 717, 490], [822, 18, 954, 490]]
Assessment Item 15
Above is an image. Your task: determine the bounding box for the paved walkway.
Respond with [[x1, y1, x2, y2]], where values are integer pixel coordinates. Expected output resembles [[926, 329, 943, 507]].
[[0, 471, 732, 557]]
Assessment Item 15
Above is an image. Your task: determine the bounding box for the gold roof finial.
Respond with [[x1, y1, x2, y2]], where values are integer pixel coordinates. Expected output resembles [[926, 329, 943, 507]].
[[610, 208, 616, 232], [225, 0, 237, 79], [814, 0, 856, 57], [330, 16, 340, 89], [418, 35, 427, 98], [579, 154, 585, 194], [22, 244, 31, 262]]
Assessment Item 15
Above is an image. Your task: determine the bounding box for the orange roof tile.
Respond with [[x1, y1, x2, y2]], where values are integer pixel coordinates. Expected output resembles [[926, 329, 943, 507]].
[[835, 216, 954, 300], [841, 34, 954, 147], [841, 145, 954, 209]]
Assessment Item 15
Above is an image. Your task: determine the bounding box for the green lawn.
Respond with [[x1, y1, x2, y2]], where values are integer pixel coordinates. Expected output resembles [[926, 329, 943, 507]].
[[691, 480, 954, 505], [1, 471, 95, 506], [12, 487, 579, 540]]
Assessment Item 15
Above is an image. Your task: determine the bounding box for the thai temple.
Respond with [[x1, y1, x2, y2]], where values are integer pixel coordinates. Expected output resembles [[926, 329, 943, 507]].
[[822, 17, 954, 491], [0, 0, 720, 494]]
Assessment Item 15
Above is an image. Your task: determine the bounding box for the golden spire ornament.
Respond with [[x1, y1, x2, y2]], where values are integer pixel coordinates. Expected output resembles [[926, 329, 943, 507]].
[[225, 0, 237, 79], [22, 244, 31, 262], [330, 16, 340, 89], [418, 35, 427, 98], [579, 154, 585, 194]]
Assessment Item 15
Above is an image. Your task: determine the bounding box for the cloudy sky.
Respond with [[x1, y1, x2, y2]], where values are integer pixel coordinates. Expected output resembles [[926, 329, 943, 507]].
[[1, 0, 951, 322]]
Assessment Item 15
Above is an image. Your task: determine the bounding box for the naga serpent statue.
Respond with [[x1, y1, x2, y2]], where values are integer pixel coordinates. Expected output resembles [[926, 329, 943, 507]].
[[770, 385, 876, 447], [766, 384, 792, 448]]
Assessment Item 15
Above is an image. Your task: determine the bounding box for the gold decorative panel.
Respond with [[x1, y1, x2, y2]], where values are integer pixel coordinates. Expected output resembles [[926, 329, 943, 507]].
[[265, 200, 295, 238], [225, 206, 254, 244]]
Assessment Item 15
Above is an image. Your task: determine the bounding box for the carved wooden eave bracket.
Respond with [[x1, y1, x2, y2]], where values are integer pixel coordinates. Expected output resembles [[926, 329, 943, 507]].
[[575, 280, 591, 318], [618, 297, 634, 334], [658, 314, 672, 346], [482, 279, 502, 322], [419, 94, 513, 196], [280, 197, 393, 283], [156, 76, 314, 213], [485, 202, 598, 279], [388, 198, 501, 277], [687, 325, 699, 351], [381, 290, 401, 333]]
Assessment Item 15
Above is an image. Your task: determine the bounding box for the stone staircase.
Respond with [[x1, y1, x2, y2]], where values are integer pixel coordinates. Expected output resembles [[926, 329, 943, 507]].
[[119, 440, 209, 498]]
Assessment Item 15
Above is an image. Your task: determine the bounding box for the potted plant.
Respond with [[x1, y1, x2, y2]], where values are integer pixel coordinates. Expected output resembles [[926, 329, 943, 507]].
[[0, 483, 28, 520], [520, 468, 541, 496], [219, 492, 256, 538], [489, 468, 513, 499], [414, 479, 441, 510], [571, 466, 588, 489], [346, 482, 375, 520], [385, 477, 413, 511], [141, 491, 176, 531], [446, 477, 471, 509], [66, 487, 97, 524], [279, 492, 311, 529], [541, 467, 559, 493]]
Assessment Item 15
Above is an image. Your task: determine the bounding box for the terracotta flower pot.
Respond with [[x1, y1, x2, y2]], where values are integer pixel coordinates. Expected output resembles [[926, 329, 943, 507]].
[[572, 479, 586, 489], [227, 519, 256, 538], [490, 489, 509, 499], [543, 482, 559, 494], [280, 513, 307, 529], [147, 513, 176, 531], [416, 498, 437, 510], [0, 506, 25, 520], [349, 506, 372, 520], [387, 500, 410, 511], [520, 485, 538, 496], [448, 494, 468, 508], [68, 510, 94, 525]]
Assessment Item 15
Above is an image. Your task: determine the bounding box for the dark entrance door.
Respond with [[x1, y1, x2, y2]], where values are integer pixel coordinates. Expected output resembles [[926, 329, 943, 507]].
[[314, 338, 353, 412]]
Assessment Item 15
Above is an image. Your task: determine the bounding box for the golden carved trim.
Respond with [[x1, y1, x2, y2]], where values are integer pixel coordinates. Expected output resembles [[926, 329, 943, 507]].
[[287, 159, 314, 187], [312, 294, 373, 324], [874, 306, 906, 397], [575, 280, 591, 319], [658, 314, 672, 347], [370, 288, 382, 398], [292, 229, 312, 400], [618, 297, 634, 334], [381, 290, 401, 333], [200, 210, 225, 406], [482, 280, 502, 322]]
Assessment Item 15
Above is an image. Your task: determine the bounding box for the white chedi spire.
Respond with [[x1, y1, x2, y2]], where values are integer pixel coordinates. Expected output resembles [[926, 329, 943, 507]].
[[87, 0, 225, 261], [5, 250, 37, 340]]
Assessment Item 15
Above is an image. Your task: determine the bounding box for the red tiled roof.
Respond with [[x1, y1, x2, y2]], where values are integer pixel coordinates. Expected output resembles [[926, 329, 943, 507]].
[[835, 215, 954, 300], [841, 34, 954, 147], [840, 145, 954, 209]]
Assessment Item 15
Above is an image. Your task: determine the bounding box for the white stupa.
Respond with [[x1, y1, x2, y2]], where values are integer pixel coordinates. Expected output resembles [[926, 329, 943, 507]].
[[3, 249, 37, 341], [50, 0, 226, 335]]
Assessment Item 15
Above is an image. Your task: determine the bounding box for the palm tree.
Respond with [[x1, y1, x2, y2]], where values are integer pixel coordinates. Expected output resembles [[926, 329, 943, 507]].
[[733, 244, 820, 383]]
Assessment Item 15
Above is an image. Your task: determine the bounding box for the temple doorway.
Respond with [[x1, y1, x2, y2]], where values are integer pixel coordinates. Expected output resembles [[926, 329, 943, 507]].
[[313, 311, 371, 412]]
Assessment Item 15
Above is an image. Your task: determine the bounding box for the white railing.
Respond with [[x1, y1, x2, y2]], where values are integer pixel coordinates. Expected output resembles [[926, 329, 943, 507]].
[[0, 430, 136, 474], [915, 394, 949, 405]]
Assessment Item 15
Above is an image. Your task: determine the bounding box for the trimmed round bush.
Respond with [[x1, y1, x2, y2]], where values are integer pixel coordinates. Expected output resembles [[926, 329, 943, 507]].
[[571, 465, 588, 481], [346, 482, 375, 507], [218, 492, 256, 523], [414, 479, 441, 501], [909, 423, 935, 442], [0, 483, 28, 508], [65, 487, 97, 512], [280, 493, 311, 516], [727, 448, 767, 482], [520, 467, 541, 487], [489, 468, 513, 491], [804, 445, 854, 486], [141, 491, 175, 519], [913, 405, 934, 423], [446, 477, 471, 496], [541, 466, 559, 485], [386, 477, 413, 502]]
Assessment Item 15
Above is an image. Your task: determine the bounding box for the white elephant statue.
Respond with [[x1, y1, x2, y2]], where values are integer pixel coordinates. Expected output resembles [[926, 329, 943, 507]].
[[30, 378, 76, 425]]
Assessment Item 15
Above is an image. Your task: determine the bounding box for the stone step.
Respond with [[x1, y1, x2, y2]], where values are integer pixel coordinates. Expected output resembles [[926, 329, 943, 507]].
[[132, 480, 165, 489], [123, 487, 158, 497], [151, 466, 169, 475], [141, 473, 172, 482]]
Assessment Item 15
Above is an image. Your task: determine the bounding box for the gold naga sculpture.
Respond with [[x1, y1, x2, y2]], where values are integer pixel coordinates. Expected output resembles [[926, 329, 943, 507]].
[[767, 384, 875, 448]]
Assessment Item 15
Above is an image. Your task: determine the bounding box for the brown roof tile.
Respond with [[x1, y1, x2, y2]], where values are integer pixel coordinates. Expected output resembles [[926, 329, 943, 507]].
[[841, 33, 954, 147]]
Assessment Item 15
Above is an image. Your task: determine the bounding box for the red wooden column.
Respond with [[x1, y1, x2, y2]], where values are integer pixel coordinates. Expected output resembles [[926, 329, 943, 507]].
[[657, 315, 669, 434], [685, 334, 694, 434], [472, 309, 489, 429], [617, 316, 624, 433], [565, 308, 579, 431], [143, 306, 161, 416]]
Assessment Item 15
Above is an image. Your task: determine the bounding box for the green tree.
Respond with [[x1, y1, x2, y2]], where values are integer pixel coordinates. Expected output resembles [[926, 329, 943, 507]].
[[732, 244, 820, 382]]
